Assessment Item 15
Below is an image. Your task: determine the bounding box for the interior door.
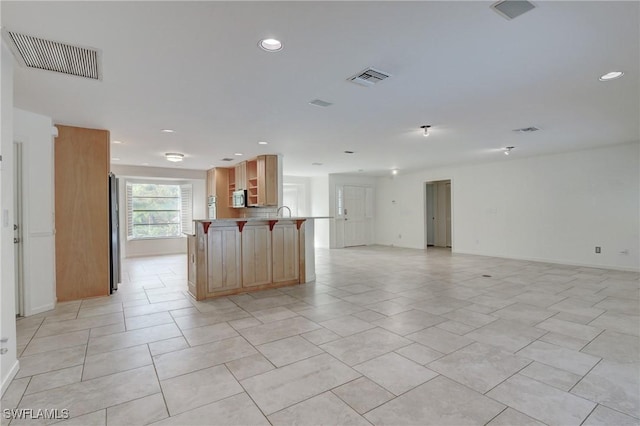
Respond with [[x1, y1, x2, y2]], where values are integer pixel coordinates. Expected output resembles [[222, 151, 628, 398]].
[[343, 185, 368, 247]]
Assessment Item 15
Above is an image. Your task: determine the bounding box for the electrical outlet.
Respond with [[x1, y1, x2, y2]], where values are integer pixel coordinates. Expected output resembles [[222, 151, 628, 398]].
[[595, 246, 601, 254]]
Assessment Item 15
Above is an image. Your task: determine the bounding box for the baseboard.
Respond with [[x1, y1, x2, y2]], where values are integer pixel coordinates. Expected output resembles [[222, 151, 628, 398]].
[[1, 359, 20, 397], [452, 249, 640, 273], [26, 302, 56, 317]]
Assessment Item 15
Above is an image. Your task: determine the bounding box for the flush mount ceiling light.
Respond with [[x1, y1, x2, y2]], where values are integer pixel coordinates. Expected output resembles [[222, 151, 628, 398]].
[[165, 152, 184, 162], [111, 157, 120, 161], [234, 152, 243, 156], [599, 71, 624, 81], [258, 141, 268, 145], [504, 146, 515, 155], [112, 140, 122, 144], [259, 38, 283, 52], [161, 129, 175, 133], [421, 125, 431, 137], [391, 169, 399, 175]]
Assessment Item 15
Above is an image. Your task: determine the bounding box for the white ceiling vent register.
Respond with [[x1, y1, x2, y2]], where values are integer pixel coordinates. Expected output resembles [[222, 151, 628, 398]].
[[348, 67, 391, 87], [491, 0, 536, 20], [513, 126, 540, 133], [5, 31, 101, 80], [309, 99, 333, 107]]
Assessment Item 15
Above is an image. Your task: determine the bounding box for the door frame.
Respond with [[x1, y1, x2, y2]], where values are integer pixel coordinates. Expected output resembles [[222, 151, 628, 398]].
[[13, 141, 24, 317], [424, 178, 453, 250]]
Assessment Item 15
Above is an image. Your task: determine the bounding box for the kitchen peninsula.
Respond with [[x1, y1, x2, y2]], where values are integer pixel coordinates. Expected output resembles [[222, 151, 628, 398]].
[[187, 217, 319, 300]]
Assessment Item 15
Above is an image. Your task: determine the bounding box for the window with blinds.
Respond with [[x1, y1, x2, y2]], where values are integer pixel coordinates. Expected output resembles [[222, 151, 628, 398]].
[[126, 182, 192, 240]]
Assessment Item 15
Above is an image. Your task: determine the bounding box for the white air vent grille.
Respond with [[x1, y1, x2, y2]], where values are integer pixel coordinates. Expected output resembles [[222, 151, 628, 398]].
[[513, 126, 540, 133], [7, 31, 100, 80], [309, 99, 333, 107], [348, 67, 391, 87], [492, 0, 536, 20]]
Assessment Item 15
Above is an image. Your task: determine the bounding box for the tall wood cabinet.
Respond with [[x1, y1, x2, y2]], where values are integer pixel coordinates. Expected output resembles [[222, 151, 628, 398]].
[[54, 125, 110, 301]]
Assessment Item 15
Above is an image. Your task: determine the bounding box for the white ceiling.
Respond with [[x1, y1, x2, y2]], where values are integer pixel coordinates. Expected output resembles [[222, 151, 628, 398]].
[[2, 1, 638, 176]]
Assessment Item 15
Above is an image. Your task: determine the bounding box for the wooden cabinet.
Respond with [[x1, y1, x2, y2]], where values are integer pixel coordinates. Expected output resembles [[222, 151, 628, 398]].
[[246, 159, 259, 207], [206, 168, 216, 198], [235, 161, 247, 190], [207, 226, 242, 294], [54, 125, 110, 301], [242, 225, 272, 287], [271, 222, 299, 284], [258, 155, 278, 206], [246, 155, 278, 207]]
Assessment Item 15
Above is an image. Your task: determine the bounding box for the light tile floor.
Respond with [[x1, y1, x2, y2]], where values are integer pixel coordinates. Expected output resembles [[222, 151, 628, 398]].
[[2, 246, 639, 425]]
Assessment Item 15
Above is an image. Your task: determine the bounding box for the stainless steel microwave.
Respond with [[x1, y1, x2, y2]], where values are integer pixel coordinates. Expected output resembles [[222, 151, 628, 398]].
[[232, 190, 246, 208]]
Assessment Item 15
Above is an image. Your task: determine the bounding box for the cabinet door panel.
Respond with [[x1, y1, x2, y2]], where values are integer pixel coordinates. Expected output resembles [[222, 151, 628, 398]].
[[207, 227, 241, 293], [272, 223, 299, 283], [242, 225, 272, 287]]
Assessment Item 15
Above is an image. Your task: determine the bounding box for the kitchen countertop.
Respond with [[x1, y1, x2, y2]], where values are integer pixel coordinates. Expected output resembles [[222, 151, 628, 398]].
[[193, 216, 332, 222]]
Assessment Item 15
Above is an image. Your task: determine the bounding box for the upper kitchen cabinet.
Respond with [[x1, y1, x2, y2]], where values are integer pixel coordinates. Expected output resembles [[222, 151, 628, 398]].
[[235, 161, 247, 190], [258, 155, 278, 206], [206, 168, 216, 198], [246, 155, 278, 207]]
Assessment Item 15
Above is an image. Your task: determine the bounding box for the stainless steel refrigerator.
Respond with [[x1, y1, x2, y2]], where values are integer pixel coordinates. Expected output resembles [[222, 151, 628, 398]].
[[108, 173, 121, 293]]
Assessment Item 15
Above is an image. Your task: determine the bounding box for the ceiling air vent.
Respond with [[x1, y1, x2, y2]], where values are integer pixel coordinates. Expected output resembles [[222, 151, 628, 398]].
[[221, 158, 234, 162], [491, 0, 536, 20], [5, 31, 101, 80], [309, 99, 333, 107], [513, 126, 540, 133], [348, 67, 391, 87]]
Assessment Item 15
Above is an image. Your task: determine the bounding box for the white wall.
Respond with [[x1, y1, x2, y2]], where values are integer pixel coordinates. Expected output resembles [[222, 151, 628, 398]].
[[283, 175, 311, 217], [14, 109, 56, 316], [110, 165, 206, 258], [310, 176, 330, 248], [328, 174, 377, 248], [1, 41, 19, 395], [376, 143, 640, 271]]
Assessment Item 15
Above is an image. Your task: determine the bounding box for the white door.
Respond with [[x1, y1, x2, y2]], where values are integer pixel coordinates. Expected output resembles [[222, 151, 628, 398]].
[[343, 185, 368, 247]]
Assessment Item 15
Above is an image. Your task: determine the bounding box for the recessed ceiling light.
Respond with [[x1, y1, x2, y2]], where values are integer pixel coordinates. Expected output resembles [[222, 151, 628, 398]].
[[258, 141, 268, 145], [111, 157, 120, 161], [344, 150, 355, 154], [391, 169, 399, 175], [165, 152, 184, 162], [599, 71, 624, 81], [112, 140, 122, 144], [161, 129, 175, 133], [259, 38, 283, 52], [234, 153, 243, 156], [311, 162, 323, 166]]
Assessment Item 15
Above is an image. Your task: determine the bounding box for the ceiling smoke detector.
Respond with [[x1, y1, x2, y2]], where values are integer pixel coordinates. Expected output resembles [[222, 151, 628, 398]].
[[6, 30, 101, 80], [491, 0, 536, 20], [348, 67, 391, 87]]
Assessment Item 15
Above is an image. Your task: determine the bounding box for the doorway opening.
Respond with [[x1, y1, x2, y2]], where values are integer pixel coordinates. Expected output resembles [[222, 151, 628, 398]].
[[425, 180, 452, 249]]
